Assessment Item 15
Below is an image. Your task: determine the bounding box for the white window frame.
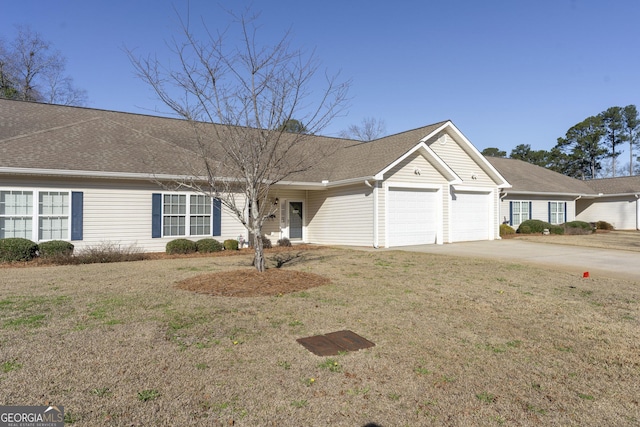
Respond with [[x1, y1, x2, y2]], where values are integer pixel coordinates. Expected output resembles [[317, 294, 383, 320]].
[[162, 193, 212, 237], [549, 201, 565, 225], [511, 201, 530, 226], [0, 189, 71, 241]]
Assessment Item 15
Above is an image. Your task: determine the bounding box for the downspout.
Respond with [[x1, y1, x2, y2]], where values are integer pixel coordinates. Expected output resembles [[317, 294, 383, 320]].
[[636, 194, 639, 231], [364, 180, 379, 248]]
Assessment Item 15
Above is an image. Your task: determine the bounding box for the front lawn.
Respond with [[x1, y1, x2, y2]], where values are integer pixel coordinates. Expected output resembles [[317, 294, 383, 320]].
[[1, 247, 638, 425]]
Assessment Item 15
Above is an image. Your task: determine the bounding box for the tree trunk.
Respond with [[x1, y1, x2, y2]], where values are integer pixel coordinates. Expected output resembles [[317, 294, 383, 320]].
[[253, 233, 265, 272]]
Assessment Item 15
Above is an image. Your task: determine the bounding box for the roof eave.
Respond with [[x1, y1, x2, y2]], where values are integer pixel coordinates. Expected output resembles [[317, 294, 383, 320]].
[[0, 167, 219, 183], [502, 189, 595, 197]]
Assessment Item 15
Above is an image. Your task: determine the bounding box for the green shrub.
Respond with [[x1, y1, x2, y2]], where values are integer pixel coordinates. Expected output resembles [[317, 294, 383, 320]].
[[166, 239, 197, 255], [195, 238, 223, 253], [517, 219, 549, 234], [549, 225, 564, 235], [0, 238, 38, 262], [596, 220, 614, 230], [277, 237, 292, 247], [518, 225, 532, 234], [38, 240, 74, 258], [223, 239, 239, 250], [564, 220, 592, 231], [500, 224, 515, 236], [260, 235, 272, 249]]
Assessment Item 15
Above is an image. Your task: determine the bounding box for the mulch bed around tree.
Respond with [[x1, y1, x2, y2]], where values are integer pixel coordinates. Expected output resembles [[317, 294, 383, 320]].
[[175, 268, 331, 297]]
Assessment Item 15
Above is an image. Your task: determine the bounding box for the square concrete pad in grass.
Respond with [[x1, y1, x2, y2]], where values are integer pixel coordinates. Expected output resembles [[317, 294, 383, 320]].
[[297, 330, 375, 356]]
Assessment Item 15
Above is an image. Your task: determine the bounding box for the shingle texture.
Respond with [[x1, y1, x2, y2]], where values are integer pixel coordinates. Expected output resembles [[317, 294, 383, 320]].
[[485, 157, 596, 195], [0, 99, 447, 183], [582, 175, 640, 195]]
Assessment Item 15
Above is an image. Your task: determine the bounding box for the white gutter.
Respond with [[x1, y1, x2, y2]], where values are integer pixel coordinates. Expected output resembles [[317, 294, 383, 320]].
[[0, 167, 205, 181], [500, 191, 508, 201], [505, 190, 593, 198]]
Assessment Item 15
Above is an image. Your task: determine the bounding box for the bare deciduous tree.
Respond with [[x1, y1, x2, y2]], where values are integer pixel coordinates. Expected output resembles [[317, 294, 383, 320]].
[[0, 26, 87, 105], [339, 116, 386, 142], [127, 9, 349, 272]]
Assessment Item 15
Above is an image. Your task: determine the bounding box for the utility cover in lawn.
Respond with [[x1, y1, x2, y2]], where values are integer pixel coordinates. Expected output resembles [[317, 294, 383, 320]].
[[297, 330, 375, 356]]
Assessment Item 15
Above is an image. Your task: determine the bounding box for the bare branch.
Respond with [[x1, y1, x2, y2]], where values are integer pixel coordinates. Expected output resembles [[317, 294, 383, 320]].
[[126, 7, 349, 272]]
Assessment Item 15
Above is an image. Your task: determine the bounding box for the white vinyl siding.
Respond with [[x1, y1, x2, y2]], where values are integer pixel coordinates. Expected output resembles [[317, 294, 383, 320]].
[[306, 184, 373, 246], [576, 197, 638, 230], [1, 177, 247, 253], [428, 133, 494, 186]]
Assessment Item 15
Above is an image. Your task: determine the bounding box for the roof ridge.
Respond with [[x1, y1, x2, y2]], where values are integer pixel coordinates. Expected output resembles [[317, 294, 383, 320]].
[[0, 116, 102, 144]]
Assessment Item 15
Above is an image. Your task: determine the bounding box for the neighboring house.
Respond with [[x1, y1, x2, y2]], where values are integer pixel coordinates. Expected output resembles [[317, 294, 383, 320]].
[[0, 99, 510, 251], [577, 176, 640, 230], [486, 157, 640, 231], [485, 157, 595, 228]]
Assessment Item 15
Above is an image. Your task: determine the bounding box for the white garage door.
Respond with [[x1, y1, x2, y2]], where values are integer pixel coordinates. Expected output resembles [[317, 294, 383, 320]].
[[388, 187, 438, 246], [451, 191, 491, 242]]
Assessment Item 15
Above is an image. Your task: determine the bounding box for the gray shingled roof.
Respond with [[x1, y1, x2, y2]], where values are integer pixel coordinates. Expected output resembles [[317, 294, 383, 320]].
[[582, 175, 640, 195], [485, 157, 596, 195], [0, 99, 448, 184]]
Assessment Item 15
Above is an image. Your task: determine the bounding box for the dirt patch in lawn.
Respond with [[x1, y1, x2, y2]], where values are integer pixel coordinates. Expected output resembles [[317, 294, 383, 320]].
[[175, 268, 330, 297]]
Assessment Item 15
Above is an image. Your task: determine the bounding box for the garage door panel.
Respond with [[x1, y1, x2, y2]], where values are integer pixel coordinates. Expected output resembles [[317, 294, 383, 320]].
[[388, 188, 438, 246], [451, 191, 490, 242]]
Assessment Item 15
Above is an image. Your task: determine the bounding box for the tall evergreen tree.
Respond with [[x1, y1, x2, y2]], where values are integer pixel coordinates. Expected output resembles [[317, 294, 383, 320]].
[[622, 104, 640, 176], [556, 115, 607, 179], [509, 144, 552, 167], [600, 106, 626, 177]]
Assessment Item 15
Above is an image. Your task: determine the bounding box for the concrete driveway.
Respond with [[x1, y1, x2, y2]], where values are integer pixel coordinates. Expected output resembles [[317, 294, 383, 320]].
[[388, 239, 640, 282]]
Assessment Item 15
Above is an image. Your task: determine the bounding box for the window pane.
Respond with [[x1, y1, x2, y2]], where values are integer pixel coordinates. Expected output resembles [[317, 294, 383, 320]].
[[0, 217, 32, 239], [163, 216, 186, 236], [39, 216, 68, 240], [1, 191, 33, 216], [190, 215, 211, 236], [38, 192, 69, 240]]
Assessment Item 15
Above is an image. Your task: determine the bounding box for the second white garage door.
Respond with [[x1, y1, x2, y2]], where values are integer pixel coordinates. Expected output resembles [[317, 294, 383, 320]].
[[450, 190, 491, 242], [387, 187, 439, 246]]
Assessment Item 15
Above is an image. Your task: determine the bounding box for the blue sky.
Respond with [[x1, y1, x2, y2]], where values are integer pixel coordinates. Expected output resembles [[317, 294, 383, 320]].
[[5, 0, 640, 162]]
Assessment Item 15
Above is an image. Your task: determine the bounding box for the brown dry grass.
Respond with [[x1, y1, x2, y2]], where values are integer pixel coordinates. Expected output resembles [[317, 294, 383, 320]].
[[1, 240, 639, 426]]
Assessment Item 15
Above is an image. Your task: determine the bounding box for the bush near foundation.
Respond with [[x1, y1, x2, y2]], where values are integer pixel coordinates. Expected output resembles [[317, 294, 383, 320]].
[[195, 238, 223, 253], [563, 221, 594, 235], [0, 238, 39, 262], [277, 237, 292, 247], [223, 239, 239, 250], [39, 240, 74, 258], [517, 219, 564, 235], [259, 235, 272, 249], [166, 239, 198, 255], [596, 221, 614, 230], [500, 224, 515, 236]]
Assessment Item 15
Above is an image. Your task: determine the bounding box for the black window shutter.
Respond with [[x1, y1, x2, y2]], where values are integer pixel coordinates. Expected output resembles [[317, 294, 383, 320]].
[[212, 198, 221, 236], [152, 193, 162, 238], [71, 191, 83, 241]]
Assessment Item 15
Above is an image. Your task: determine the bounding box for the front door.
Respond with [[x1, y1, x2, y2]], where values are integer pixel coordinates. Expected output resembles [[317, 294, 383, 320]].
[[289, 201, 303, 240]]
